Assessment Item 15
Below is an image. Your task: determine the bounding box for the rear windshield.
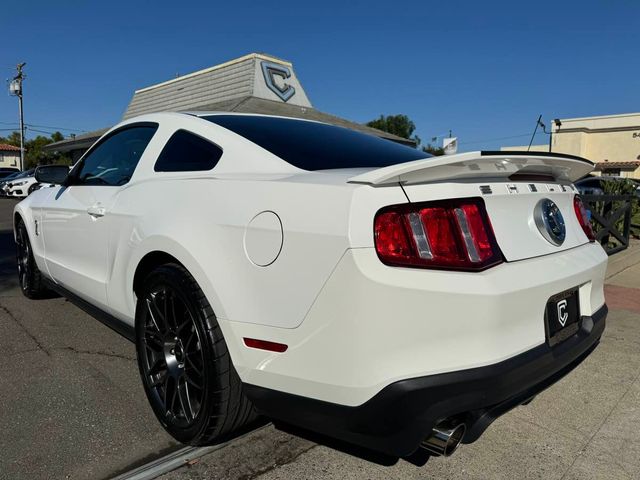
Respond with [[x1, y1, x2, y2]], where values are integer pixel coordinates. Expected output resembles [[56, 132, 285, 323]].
[[202, 115, 429, 171]]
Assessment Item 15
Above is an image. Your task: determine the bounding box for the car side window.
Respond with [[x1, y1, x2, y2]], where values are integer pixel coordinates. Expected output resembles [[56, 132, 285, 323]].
[[72, 125, 158, 186], [154, 129, 223, 172]]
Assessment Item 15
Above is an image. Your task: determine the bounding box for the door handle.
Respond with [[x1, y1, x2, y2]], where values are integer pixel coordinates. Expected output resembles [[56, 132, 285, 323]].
[[87, 204, 106, 218]]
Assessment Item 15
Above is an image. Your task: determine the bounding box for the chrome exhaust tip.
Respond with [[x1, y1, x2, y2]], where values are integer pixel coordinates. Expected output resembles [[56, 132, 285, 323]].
[[420, 422, 466, 457]]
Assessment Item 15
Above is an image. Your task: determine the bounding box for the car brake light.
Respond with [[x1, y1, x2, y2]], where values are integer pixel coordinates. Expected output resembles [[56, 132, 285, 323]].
[[374, 198, 502, 271], [573, 195, 595, 242]]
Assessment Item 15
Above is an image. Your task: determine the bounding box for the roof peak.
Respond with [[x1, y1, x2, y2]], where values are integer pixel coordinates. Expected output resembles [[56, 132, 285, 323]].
[[134, 53, 293, 94], [123, 53, 312, 120]]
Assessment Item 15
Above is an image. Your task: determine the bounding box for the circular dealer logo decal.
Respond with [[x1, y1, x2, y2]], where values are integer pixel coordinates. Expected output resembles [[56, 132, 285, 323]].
[[534, 198, 566, 246]]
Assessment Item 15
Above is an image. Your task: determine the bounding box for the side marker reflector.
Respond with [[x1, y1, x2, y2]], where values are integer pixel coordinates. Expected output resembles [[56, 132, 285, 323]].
[[243, 338, 288, 353]]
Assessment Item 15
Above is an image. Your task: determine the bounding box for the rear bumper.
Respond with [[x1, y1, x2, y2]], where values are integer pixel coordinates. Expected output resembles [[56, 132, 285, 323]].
[[227, 242, 607, 408], [244, 304, 606, 457]]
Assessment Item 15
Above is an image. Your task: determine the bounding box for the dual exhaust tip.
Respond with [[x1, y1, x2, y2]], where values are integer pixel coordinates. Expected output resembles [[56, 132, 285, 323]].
[[420, 422, 466, 457]]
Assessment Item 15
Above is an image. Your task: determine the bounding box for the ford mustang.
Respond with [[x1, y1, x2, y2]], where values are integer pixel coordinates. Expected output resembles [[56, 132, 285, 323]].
[[13, 112, 607, 458]]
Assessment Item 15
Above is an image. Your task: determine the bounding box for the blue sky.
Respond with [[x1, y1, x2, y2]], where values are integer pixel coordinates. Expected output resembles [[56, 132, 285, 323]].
[[1, 0, 638, 151]]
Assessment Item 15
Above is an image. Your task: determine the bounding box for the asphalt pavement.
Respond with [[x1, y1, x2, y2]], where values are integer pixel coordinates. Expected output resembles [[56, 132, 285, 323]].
[[162, 244, 640, 479], [0, 199, 180, 479], [2, 196, 640, 480]]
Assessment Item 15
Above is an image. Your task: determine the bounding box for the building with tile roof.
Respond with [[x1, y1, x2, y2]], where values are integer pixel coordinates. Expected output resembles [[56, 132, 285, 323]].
[[0, 143, 21, 169]]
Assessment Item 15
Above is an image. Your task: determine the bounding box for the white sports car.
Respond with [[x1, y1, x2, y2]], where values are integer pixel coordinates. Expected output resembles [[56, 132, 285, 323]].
[[14, 112, 607, 458], [4, 169, 37, 197]]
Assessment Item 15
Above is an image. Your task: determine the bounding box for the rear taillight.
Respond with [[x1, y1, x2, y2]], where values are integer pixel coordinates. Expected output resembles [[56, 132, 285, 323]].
[[573, 195, 595, 241], [374, 198, 502, 271]]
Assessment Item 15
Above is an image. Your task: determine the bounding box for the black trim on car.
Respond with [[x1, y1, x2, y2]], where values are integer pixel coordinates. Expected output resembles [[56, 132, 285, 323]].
[[43, 278, 135, 342], [481, 150, 594, 165], [243, 304, 607, 458]]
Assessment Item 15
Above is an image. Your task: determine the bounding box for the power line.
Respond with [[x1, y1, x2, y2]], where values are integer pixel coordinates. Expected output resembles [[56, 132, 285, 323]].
[[424, 131, 540, 148], [458, 132, 534, 146], [27, 123, 87, 133], [26, 127, 61, 135], [0, 121, 86, 132]]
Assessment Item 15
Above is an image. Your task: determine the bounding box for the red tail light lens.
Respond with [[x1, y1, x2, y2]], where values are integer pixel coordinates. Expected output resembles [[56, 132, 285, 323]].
[[374, 212, 415, 262], [573, 195, 595, 241], [374, 198, 502, 271]]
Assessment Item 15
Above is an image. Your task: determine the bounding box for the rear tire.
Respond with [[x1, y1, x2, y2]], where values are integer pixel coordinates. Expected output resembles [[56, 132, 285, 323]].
[[15, 220, 47, 299], [135, 263, 257, 445]]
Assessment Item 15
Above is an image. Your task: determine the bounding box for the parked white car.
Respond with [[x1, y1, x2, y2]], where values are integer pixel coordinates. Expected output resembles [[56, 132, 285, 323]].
[[2, 169, 34, 197], [5, 171, 38, 198], [0, 171, 23, 196], [3, 168, 62, 198], [13, 112, 607, 458]]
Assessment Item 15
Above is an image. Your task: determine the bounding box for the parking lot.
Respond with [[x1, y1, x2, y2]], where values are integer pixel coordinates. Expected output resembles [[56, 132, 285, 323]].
[[2, 197, 640, 480]]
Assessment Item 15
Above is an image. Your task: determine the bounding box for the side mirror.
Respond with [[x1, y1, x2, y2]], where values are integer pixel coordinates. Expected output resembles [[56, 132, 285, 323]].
[[35, 165, 70, 185]]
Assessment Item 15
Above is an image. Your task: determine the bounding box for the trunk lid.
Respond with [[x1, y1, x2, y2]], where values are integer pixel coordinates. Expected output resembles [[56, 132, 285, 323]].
[[349, 151, 595, 262]]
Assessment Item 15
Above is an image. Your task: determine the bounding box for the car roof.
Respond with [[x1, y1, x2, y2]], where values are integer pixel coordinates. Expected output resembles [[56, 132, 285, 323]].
[[187, 111, 329, 127]]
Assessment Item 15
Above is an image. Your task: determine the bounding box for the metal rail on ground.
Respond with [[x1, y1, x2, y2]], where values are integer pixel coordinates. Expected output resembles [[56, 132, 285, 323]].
[[110, 425, 268, 480]]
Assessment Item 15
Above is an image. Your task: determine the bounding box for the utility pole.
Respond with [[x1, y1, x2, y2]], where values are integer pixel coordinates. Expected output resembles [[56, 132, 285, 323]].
[[527, 115, 542, 152], [528, 115, 554, 153], [9, 63, 26, 171]]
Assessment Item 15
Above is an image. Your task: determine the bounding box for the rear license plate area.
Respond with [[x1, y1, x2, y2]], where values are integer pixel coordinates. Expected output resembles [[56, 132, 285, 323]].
[[545, 288, 580, 346]]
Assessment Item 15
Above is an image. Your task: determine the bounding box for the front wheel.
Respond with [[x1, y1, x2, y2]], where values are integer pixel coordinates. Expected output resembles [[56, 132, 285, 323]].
[[135, 263, 257, 444], [15, 220, 47, 298]]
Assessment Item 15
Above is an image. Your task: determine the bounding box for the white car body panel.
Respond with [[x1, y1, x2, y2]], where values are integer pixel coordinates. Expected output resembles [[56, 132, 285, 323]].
[[222, 242, 606, 405], [40, 185, 118, 309], [108, 174, 405, 329], [13, 111, 608, 413]]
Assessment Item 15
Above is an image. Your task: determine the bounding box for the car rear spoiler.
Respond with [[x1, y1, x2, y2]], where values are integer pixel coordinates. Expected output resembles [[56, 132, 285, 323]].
[[347, 151, 594, 186]]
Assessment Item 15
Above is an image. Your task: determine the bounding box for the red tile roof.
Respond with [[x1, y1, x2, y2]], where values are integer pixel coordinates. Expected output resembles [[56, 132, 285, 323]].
[[0, 143, 20, 152], [594, 161, 640, 170]]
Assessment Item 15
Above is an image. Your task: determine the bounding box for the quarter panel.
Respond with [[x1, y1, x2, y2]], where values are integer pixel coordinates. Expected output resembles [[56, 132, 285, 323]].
[[107, 177, 406, 330]]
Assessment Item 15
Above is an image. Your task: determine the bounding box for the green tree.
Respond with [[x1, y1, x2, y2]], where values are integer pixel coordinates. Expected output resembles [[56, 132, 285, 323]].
[[367, 114, 449, 155], [422, 143, 445, 156], [0, 131, 70, 168], [366, 114, 421, 145]]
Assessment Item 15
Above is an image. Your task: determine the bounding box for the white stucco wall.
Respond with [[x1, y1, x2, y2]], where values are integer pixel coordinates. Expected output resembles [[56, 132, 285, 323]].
[[503, 113, 640, 179], [0, 152, 19, 168]]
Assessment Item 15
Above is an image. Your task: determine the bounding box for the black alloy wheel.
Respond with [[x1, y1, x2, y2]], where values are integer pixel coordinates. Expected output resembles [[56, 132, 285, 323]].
[[140, 285, 205, 427], [15, 220, 45, 298], [135, 263, 257, 444]]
